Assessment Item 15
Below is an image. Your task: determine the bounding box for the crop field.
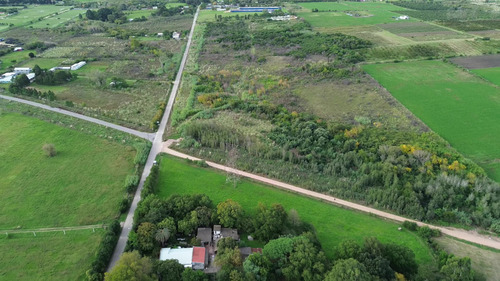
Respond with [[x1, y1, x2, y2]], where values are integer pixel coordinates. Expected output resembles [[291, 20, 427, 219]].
[[0, 113, 136, 228], [450, 54, 500, 69], [297, 1, 415, 28], [377, 22, 471, 41], [472, 67, 500, 86], [363, 61, 500, 181], [157, 154, 434, 265], [0, 5, 73, 28], [0, 230, 104, 281]]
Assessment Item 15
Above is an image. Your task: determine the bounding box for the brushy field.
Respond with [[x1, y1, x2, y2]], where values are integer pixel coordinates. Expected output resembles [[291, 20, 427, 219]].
[[434, 236, 500, 281], [363, 61, 500, 181], [0, 113, 136, 228], [297, 1, 414, 28], [156, 154, 434, 265], [18, 57, 64, 69], [471, 67, 500, 86], [0, 230, 104, 281]]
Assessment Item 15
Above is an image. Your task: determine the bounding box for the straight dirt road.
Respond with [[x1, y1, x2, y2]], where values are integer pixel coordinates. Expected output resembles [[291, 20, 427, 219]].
[[0, 94, 155, 141], [106, 7, 200, 271], [162, 139, 500, 250]]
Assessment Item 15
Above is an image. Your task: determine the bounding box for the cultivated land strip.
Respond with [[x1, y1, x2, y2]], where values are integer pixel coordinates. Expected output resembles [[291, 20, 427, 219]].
[[106, 6, 200, 271], [1, 224, 105, 234], [0, 94, 155, 141], [161, 139, 500, 250]]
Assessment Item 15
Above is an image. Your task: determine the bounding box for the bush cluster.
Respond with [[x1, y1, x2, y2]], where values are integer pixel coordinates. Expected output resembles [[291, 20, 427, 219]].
[[86, 220, 121, 281]]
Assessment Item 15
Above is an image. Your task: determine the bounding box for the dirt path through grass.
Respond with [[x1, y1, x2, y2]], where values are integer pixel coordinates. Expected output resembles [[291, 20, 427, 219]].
[[162, 139, 500, 250]]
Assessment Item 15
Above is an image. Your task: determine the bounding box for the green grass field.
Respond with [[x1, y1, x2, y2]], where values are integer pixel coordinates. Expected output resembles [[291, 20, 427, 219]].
[[472, 67, 500, 87], [0, 113, 136, 228], [125, 10, 153, 20], [298, 1, 414, 28], [157, 154, 434, 265], [363, 61, 500, 181], [29, 9, 82, 28], [17, 57, 64, 69], [0, 230, 103, 281], [0, 5, 73, 28], [0, 50, 36, 72]]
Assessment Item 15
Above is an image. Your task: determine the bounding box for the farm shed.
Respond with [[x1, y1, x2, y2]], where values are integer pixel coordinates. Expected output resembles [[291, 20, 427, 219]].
[[14, 67, 31, 74]]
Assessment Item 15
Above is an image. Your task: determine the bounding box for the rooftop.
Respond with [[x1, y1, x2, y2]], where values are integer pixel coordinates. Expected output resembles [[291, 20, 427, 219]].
[[160, 248, 193, 267], [192, 247, 206, 264]]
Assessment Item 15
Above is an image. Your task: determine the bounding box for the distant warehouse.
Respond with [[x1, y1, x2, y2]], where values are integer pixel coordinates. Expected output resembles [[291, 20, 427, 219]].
[[231, 7, 281, 13]]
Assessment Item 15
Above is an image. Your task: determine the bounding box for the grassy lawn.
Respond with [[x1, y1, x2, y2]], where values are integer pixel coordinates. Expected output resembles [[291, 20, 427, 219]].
[[125, 10, 153, 20], [472, 67, 500, 86], [156, 154, 434, 265], [0, 50, 35, 72], [363, 61, 500, 182], [29, 9, 82, 29], [18, 57, 64, 69], [297, 1, 415, 28], [0, 5, 73, 27], [0, 230, 103, 281], [0, 113, 136, 228]]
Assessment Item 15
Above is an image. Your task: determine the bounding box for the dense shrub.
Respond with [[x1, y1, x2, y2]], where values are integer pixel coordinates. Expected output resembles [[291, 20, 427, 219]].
[[86, 220, 121, 281]]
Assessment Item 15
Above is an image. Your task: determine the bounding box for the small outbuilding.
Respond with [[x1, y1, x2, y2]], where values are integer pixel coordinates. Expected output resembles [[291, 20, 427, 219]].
[[172, 32, 180, 40], [197, 228, 212, 246], [13, 47, 23, 52]]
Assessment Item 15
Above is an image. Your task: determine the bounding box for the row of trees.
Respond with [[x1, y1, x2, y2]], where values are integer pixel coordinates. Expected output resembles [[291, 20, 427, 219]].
[[9, 74, 56, 100], [32, 65, 76, 85]]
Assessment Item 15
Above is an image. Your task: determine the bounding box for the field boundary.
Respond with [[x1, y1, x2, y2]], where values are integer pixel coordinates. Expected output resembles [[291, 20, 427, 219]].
[[1, 224, 106, 234], [161, 139, 500, 250]]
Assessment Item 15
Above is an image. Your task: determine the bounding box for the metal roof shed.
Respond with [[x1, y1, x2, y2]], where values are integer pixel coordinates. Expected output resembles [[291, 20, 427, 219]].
[[159, 248, 194, 267]]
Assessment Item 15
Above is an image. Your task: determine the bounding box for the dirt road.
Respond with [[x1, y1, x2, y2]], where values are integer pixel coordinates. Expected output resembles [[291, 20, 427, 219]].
[[162, 139, 500, 250]]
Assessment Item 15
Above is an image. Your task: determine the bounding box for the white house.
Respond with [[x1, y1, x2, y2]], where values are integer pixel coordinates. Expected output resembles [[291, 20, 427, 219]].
[[172, 32, 180, 40], [13, 47, 23, 52], [27, 73, 36, 82], [14, 67, 31, 74]]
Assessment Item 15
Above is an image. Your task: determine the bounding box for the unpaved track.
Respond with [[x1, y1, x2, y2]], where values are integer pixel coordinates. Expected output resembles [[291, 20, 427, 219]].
[[1, 224, 105, 234], [0, 94, 155, 141], [162, 140, 500, 250], [106, 7, 201, 271]]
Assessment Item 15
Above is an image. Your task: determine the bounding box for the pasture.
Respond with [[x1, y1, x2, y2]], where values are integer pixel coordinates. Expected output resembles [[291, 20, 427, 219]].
[[472, 67, 500, 86], [363, 61, 500, 181], [0, 50, 35, 72], [0, 113, 136, 229], [0, 5, 73, 28], [0, 230, 104, 281], [297, 1, 414, 28], [29, 9, 82, 29], [156, 154, 434, 265]]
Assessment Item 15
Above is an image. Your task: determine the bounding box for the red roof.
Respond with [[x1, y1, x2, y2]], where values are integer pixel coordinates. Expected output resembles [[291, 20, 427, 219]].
[[192, 247, 205, 263]]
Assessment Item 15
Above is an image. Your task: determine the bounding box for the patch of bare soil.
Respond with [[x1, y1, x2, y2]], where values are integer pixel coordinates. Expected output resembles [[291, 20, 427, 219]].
[[450, 54, 500, 69]]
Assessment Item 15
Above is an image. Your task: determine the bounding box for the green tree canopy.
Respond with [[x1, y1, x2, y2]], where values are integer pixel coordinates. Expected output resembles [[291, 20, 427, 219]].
[[217, 199, 244, 228], [104, 251, 155, 281], [155, 259, 184, 281], [325, 258, 372, 281]]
